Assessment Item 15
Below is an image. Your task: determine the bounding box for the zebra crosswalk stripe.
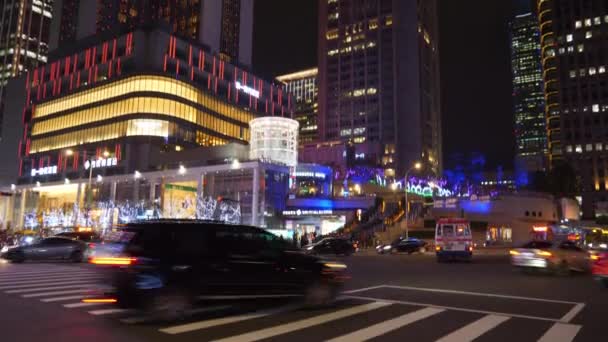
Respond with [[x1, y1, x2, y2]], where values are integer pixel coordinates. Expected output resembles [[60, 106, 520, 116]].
[[537, 323, 582, 342], [212, 302, 391, 342], [435, 315, 511, 342], [327, 307, 445, 342]]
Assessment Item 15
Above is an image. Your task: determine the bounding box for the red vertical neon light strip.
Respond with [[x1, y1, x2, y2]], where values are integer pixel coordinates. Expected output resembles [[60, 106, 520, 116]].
[[188, 45, 192, 65], [64, 56, 70, 76], [18, 160, 23, 177], [77, 71, 81, 87], [92, 46, 97, 66], [201, 51, 205, 70], [212, 56, 216, 76], [163, 55, 167, 71], [102, 42, 108, 63], [176, 60, 180, 76], [190, 67, 194, 81], [73, 54, 78, 73], [214, 77, 218, 94], [112, 39, 117, 60], [85, 48, 90, 69], [207, 74, 211, 89], [94, 65, 98, 83], [227, 83, 231, 100], [108, 60, 113, 78]]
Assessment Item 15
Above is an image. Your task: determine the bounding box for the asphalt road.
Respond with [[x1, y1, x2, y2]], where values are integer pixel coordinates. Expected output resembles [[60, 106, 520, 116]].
[[0, 252, 605, 342]]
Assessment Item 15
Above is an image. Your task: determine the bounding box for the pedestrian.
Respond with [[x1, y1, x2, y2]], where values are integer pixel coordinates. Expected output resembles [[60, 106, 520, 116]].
[[301, 234, 309, 247]]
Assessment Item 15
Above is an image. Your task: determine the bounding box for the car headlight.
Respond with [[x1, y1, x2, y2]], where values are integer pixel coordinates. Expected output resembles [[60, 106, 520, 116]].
[[383, 245, 392, 250], [1, 246, 8, 253], [306, 246, 314, 251], [600, 243, 607, 249]]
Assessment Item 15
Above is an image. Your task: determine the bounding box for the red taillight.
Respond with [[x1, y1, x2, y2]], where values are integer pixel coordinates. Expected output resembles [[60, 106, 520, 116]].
[[88, 243, 96, 249], [89, 257, 136, 265]]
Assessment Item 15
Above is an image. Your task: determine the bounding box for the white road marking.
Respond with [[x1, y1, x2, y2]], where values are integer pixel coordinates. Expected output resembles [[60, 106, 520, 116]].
[[560, 303, 585, 323], [381, 285, 580, 305], [123, 305, 233, 324], [327, 307, 444, 342], [537, 323, 582, 342], [64, 302, 112, 308], [0, 273, 99, 284], [0, 270, 92, 279], [5, 284, 95, 294], [341, 285, 386, 294], [0, 277, 101, 289], [435, 315, 511, 342], [343, 295, 564, 323], [22, 289, 89, 298], [160, 304, 300, 334], [41, 295, 88, 302], [88, 309, 131, 315], [212, 302, 391, 342]]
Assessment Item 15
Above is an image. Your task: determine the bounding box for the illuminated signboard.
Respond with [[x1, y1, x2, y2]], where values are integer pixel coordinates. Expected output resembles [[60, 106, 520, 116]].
[[31, 166, 58, 177], [235, 81, 260, 98], [294, 171, 327, 179], [84, 157, 118, 170], [282, 209, 333, 216]]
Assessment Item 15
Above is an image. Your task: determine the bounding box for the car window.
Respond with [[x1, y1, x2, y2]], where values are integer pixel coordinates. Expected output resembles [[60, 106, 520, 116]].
[[41, 238, 71, 245], [523, 241, 553, 249], [455, 225, 471, 237], [442, 225, 455, 237], [171, 228, 208, 258], [559, 241, 583, 252]]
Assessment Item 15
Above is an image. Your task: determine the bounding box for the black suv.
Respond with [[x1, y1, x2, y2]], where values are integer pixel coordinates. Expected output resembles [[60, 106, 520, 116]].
[[89, 221, 348, 318]]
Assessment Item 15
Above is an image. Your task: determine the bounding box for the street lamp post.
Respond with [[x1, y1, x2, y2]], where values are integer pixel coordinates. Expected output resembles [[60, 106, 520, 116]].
[[404, 162, 422, 239]]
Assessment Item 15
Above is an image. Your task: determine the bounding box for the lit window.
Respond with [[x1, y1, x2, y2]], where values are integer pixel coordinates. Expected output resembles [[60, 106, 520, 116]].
[[595, 17, 602, 25], [569, 70, 576, 78], [597, 143, 603, 151], [585, 18, 592, 26], [559, 47, 565, 54], [568, 46, 574, 53], [586, 144, 593, 152], [600, 66, 606, 73], [566, 146, 573, 153], [566, 34, 573, 42], [593, 104, 600, 112], [605, 15, 608, 23], [586, 31, 592, 39], [575, 145, 583, 153], [578, 44, 584, 52], [590, 67, 597, 75], [326, 29, 338, 40], [575, 20, 582, 28]]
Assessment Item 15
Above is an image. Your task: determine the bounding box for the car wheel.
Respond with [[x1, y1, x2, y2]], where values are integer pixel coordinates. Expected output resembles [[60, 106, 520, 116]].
[[555, 260, 571, 276], [148, 288, 193, 321], [10, 251, 25, 263], [304, 280, 338, 308], [70, 251, 83, 263]]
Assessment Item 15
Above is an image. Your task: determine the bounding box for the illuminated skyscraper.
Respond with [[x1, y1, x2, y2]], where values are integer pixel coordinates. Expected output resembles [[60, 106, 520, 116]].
[[510, 12, 547, 174], [50, 0, 253, 65], [0, 0, 53, 138], [318, 0, 442, 176], [277, 68, 319, 145], [538, 0, 608, 217]]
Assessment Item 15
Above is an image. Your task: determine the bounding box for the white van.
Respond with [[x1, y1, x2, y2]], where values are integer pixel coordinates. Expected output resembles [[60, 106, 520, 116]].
[[435, 218, 473, 262]]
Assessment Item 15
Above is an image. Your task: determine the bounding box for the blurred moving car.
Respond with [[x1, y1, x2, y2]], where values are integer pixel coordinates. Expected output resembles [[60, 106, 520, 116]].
[[87, 221, 349, 319], [510, 240, 591, 275], [1, 237, 88, 263], [590, 249, 608, 287], [304, 238, 356, 256], [376, 237, 428, 254]]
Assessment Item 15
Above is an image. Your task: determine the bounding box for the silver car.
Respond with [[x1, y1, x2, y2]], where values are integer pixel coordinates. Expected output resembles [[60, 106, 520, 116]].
[[1, 237, 88, 263], [510, 240, 591, 275]]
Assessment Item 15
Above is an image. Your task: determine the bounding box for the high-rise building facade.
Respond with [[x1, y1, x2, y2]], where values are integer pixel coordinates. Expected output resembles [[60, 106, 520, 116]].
[[538, 0, 608, 217], [0, 0, 53, 137], [50, 0, 254, 65], [318, 0, 442, 176], [277, 68, 319, 145], [510, 12, 547, 174]]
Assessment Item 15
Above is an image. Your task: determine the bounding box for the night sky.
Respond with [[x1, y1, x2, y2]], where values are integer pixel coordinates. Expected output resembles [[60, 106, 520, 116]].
[[253, 0, 534, 172]]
